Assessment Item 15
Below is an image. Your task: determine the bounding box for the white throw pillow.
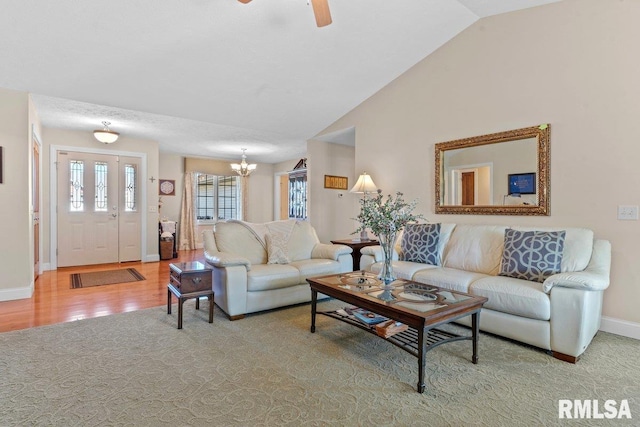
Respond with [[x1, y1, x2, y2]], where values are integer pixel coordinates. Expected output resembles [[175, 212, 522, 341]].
[[266, 231, 291, 264]]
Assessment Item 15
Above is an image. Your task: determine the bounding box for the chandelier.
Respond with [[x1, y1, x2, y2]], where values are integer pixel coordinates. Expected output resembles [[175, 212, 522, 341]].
[[93, 121, 119, 144], [231, 148, 257, 177]]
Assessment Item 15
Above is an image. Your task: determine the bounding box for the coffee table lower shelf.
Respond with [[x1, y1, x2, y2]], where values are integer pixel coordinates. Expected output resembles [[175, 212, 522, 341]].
[[318, 309, 471, 359], [307, 276, 487, 394]]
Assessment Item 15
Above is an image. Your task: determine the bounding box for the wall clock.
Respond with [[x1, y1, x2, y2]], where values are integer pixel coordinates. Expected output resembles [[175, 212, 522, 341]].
[[159, 179, 176, 196]]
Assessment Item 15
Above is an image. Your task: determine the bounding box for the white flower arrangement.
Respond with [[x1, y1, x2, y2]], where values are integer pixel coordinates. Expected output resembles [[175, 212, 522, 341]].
[[353, 190, 424, 237]]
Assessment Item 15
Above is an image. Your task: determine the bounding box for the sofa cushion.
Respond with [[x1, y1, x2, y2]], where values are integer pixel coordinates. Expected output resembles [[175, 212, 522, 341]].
[[368, 261, 435, 281], [288, 221, 320, 261], [511, 226, 593, 273], [412, 267, 489, 294], [443, 225, 508, 275], [500, 229, 565, 283], [215, 221, 267, 265], [247, 264, 301, 292], [470, 276, 550, 321], [400, 223, 441, 265], [289, 259, 342, 281]]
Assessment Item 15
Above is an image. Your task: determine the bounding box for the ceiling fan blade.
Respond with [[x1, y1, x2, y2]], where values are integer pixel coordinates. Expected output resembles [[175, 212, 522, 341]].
[[311, 0, 332, 27], [237, 0, 252, 4]]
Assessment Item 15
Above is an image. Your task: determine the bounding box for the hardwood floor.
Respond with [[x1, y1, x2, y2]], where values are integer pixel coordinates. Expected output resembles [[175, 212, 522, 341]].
[[0, 250, 204, 333]]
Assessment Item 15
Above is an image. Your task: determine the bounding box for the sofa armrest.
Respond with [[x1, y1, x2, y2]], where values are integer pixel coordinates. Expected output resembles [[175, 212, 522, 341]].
[[204, 250, 251, 270], [360, 245, 399, 262], [311, 243, 353, 261], [543, 271, 609, 293], [361, 245, 383, 261], [543, 239, 611, 293]]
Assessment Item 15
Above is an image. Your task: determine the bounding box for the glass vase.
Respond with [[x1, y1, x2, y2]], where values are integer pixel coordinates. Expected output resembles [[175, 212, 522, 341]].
[[378, 231, 397, 288]]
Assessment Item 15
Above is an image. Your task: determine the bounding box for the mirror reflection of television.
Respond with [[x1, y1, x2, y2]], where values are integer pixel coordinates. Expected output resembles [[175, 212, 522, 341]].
[[508, 172, 536, 195]]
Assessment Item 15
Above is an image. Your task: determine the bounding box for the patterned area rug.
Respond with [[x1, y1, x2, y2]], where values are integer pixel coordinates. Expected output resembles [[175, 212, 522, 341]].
[[1, 302, 639, 425], [70, 268, 146, 289]]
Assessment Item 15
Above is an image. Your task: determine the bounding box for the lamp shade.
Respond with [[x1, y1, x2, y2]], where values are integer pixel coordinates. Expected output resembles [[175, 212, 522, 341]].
[[93, 121, 119, 144], [350, 172, 377, 194]]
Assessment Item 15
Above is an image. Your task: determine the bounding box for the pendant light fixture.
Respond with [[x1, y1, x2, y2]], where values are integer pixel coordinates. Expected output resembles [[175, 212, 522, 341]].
[[93, 121, 119, 144], [231, 148, 257, 177]]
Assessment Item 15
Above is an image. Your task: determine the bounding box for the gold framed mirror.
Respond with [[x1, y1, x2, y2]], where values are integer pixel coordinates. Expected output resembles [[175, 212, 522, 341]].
[[435, 124, 550, 216]]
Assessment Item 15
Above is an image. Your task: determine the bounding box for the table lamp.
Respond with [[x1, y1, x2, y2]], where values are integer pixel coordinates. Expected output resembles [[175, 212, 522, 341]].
[[350, 172, 377, 241]]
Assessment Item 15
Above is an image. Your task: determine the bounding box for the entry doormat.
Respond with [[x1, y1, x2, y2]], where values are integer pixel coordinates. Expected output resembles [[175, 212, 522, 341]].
[[70, 268, 146, 289]]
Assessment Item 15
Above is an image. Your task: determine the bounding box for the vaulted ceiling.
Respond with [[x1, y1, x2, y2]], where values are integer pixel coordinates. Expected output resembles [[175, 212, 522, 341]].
[[0, 0, 560, 163]]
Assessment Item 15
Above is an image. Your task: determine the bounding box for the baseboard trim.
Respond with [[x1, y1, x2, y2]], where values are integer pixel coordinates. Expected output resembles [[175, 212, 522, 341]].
[[145, 254, 160, 263], [0, 283, 34, 302], [600, 316, 640, 340]]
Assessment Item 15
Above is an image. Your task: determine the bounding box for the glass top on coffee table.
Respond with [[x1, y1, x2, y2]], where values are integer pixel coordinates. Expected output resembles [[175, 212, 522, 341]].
[[325, 271, 472, 313]]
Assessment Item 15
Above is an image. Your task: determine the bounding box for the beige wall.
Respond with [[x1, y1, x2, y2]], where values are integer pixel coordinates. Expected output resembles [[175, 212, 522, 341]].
[[160, 153, 276, 248], [182, 154, 275, 224], [0, 88, 32, 299], [315, 0, 640, 331], [307, 140, 356, 243], [158, 153, 184, 223], [43, 128, 160, 263], [274, 159, 301, 174]]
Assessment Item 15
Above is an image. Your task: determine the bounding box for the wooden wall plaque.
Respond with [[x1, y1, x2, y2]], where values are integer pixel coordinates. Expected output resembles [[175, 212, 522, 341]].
[[324, 175, 348, 190]]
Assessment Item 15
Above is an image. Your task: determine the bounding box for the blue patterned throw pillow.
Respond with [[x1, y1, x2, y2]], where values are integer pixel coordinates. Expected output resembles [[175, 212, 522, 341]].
[[400, 223, 441, 265], [499, 229, 566, 283]]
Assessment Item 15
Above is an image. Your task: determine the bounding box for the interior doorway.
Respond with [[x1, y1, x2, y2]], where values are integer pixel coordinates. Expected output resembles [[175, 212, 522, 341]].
[[461, 171, 475, 205], [32, 131, 41, 281], [278, 174, 288, 220], [446, 163, 493, 206]]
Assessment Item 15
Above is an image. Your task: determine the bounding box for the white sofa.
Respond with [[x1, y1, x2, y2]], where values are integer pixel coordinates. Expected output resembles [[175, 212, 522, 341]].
[[360, 224, 611, 362], [203, 219, 352, 319]]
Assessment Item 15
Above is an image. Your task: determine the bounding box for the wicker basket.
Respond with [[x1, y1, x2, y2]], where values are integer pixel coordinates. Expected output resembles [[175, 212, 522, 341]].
[[160, 238, 174, 260]]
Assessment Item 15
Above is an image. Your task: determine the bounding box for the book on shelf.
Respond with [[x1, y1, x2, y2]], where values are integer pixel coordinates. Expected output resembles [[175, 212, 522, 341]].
[[375, 319, 408, 338], [351, 308, 388, 325]]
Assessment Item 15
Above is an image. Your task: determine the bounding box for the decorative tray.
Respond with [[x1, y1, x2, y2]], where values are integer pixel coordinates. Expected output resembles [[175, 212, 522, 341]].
[[336, 272, 381, 292], [392, 285, 441, 303]]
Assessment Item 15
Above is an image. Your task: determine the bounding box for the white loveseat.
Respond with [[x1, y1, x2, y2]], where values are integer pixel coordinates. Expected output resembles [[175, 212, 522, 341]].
[[360, 224, 611, 362], [203, 219, 353, 319]]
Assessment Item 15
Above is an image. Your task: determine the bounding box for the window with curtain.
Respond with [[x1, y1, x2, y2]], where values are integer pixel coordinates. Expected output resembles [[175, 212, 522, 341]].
[[195, 173, 241, 221]]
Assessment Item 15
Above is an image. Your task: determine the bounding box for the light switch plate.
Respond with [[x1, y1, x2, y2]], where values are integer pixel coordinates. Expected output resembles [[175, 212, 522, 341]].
[[617, 205, 638, 220]]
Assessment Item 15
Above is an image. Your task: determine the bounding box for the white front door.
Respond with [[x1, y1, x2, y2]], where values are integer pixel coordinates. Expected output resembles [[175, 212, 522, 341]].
[[118, 156, 142, 262], [57, 151, 142, 267]]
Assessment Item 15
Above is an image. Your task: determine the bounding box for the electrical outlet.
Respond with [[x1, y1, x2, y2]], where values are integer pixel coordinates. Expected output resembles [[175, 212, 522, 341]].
[[617, 205, 638, 220], [149, 205, 158, 213]]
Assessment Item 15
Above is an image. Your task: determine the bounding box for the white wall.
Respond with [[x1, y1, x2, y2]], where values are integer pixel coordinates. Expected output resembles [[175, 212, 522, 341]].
[[0, 88, 32, 300], [314, 0, 640, 331]]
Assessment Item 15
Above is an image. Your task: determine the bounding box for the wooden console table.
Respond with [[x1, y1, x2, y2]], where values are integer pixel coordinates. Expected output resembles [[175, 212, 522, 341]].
[[167, 261, 214, 329], [330, 239, 379, 271]]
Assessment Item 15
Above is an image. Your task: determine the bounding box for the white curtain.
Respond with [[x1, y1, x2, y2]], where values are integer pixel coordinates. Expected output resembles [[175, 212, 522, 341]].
[[241, 176, 248, 221], [179, 172, 197, 250]]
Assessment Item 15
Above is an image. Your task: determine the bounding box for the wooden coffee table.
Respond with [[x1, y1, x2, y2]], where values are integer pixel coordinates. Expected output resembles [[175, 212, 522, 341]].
[[307, 272, 488, 393]]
